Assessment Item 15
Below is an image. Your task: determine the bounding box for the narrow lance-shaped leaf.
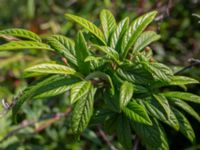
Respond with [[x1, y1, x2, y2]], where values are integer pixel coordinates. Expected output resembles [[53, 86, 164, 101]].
[[71, 87, 96, 133], [121, 11, 157, 59], [70, 81, 92, 104], [123, 101, 152, 125], [24, 63, 76, 75], [100, 9, 117, 42], [47, 35, 78, 66], [0, 41, 53, 51], [110, 17, 129, 51], [172, 98, 200, 123], [173, 109, 195, 143], [169, 76, 199, 85], [120, 81, 134, 109], [0, 28, 41, 42], [133, 31, 160, 54], [162, 92, 200, 104], [75, 31, 90, 74], [65, 13, 106, 45]]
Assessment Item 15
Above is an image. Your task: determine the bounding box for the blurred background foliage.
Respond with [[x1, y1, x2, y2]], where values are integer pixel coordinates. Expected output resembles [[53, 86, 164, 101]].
[[0, 0, 199, 149]]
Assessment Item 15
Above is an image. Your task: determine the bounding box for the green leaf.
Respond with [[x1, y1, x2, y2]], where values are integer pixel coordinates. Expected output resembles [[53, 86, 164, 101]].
[[93, 45, 121, 64], [0, 41, 53, 51], [117, 115, 132, 150], [162, 92, 200, 104], [75, 31, 90, 74], [25, 63, 76, 75], [173, 109, 195, 143], [47, 35, 77, 66], [123, 101, 152, 125], [133, 31, 160, 54], [121, 11, 157, 59], [65, 13, 106, 45], [0, 28, 41, 42], [70, 81, 92, 104], [120, 81, 134, 109], [139, 99, 179, 130], [169, 76, 199, 85], [110, 17, 129, 51], [100, 9, 117, 42], [172, 99, 200, 123], [131, 119, 169, 150], [71, 87, 96, 133]]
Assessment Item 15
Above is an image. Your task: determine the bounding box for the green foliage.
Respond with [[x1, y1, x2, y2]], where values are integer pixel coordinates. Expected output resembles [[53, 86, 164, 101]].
[[0, 9, 200, 150]]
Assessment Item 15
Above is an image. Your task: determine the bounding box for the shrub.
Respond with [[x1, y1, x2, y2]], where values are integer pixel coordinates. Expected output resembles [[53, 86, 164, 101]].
[[0, 9, 199, 150]]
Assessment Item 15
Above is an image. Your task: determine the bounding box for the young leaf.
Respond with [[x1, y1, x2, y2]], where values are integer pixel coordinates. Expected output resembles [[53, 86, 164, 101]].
[[169, 76, 199, 85], [25, 63, 76, 75], [172, 99, 200, 123], [117, 115, 132, 150], [93, 45, 121, 64], [110, 17, 129, 50], [162, 92, 200, 104], [131, 119, 169, 150], [120, 81, 134, 109], [75, 31, 90, 74], [0, 28, 41, 42], [123, 101, 152, 125], [71, 87, 96, 133], [100, 9, 117, 42], [133, 31, 160, 54], [0, 41, 53, 51], [47, 35, 77, 66], [173, 109, 195, 143], [70, 81, 92, 104], [65, 13, 106, 45], [121, 11, 157, 58]]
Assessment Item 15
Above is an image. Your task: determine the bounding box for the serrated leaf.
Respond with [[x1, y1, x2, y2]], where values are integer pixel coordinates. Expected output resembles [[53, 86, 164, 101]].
[[110, 17, 129, 51], [70, 81, 92, 104], [65, 13, 106, 45], [71, 87, 96, 133], [0, 41, 53, 51], [0, 28, 41, 42], [100, 9, 117, 42], [75, 31, 90, 74], [123, 101, 152, 125], [25, 63, 76, 75], [169, 76, 199, 85], [117, 115, 132, 150], [133, 31, 160, 54], [120, 81, 134, 109], [139, 99, 179, 130], [162, 92, 200, 104], [173, 109, 195, 143], [47, 35, 77, 66], [93, 45, 121, 64], [121, 11, 157, 59], [131, 119, 169, 150], [172, 98, 200, 123]]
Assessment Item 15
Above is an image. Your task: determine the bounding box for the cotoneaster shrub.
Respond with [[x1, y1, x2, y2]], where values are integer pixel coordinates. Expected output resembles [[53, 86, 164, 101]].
[[0, 9, 200, 150]]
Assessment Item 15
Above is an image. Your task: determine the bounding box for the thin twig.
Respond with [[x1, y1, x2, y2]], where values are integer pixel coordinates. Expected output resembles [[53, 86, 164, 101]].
[[133, 135, 140, 150], [0, 108, 71, 143], [98, 127, 117, 150]]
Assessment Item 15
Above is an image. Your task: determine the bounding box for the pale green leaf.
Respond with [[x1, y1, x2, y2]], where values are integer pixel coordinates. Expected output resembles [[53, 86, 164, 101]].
[[162, 92, 200, 104], [123, 101, 152, 125], [120, 81, 134, 109], [70, 81, 92, 104], [0, 28, 41, 42], [169, 76, 199, 85], [133, 31, 160, 54], [100, 9, 117, 42], [25, 63, 76, 75], [0, 41, 52, 51], [121, 11, 157, 58], [65, 13, 106, 45]]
